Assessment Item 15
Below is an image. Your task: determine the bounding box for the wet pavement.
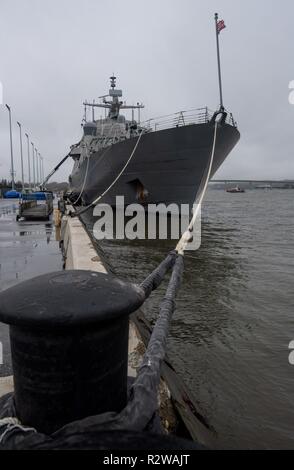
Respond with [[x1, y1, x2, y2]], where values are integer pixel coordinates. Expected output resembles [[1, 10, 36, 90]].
[[0, 198, 62, 376]]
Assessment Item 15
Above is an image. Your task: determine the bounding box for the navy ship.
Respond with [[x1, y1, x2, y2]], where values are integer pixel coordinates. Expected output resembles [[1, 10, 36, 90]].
[[68, 76, 240, 207]]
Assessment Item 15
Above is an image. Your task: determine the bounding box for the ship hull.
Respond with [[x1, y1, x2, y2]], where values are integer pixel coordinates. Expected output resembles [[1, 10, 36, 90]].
[[69, 122, 240, 207]]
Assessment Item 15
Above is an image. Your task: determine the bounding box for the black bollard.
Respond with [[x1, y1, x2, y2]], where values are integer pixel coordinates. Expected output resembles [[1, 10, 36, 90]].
[[0, 270, 145, 434]]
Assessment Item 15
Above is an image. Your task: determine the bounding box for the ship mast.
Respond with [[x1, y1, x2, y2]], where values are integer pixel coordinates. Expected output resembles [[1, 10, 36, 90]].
[[83, 76, 144, 120], [214, 13, 225, 111]]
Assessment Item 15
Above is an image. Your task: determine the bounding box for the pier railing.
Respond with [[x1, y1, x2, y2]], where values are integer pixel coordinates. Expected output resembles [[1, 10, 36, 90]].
[[142, 107, 237, 132]]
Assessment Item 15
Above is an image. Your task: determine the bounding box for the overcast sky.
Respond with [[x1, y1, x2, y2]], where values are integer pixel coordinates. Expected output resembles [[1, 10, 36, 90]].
[[0, 0, 293, 182]]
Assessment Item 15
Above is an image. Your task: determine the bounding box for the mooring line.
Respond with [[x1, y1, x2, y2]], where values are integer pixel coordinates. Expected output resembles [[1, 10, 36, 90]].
[[176, 120, 218, 255]]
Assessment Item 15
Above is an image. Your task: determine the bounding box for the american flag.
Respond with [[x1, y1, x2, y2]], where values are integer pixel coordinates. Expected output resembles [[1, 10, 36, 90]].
[[217, 19, 226, 34]]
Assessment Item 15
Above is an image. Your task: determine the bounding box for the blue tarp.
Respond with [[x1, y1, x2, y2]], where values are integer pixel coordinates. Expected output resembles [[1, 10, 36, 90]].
[[21, 192, 52, 201], [4, 190, 20, 198]]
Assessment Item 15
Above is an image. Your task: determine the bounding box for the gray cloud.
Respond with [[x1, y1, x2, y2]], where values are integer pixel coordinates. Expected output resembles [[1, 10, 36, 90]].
[[0, 0, 293, 182]]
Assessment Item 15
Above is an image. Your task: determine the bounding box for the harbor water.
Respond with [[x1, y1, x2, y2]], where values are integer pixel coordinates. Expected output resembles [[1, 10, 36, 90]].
[[83, 188, 294, 449]]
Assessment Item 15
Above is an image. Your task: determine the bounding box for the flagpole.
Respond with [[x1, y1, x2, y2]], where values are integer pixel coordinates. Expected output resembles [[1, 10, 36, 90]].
[[214, 12, 224, 110]]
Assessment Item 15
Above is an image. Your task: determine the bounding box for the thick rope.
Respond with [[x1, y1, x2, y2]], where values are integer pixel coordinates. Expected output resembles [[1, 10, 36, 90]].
[[91, 130, 143, 204], [0, 417, 37, 445], [176, 120, 218, 255], [115, 254, 184, 430], [140, 250, 177, 298], [69, 147, 90, 206]]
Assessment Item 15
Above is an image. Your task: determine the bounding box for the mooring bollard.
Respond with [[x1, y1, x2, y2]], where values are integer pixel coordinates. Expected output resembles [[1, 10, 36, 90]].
[[0, 270, 145, 434]]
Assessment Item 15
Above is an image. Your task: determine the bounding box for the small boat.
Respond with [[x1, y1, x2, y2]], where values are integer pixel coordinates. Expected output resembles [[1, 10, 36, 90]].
[[226, 186, 245, 193]]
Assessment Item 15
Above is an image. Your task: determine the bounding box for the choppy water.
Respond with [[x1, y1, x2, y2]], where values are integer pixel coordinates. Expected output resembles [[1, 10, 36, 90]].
[[86, 189, 294, 449]]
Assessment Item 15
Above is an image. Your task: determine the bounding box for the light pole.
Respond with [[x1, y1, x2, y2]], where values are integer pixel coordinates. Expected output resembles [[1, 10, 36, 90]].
[[42, 156, 45, 183], [31, 142, 35, 189], [41, 156, 44, 182], [17, 122, 25, 192], [25, 133, 31, 191], [5, 104, 15, 190], [39, 153, 43, 184], [35, 148, 39, 187]]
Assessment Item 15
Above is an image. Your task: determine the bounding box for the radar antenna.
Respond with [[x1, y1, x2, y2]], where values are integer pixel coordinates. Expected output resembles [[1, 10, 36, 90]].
[[110, 75, 116, 89], [83, 76, 144, 119]]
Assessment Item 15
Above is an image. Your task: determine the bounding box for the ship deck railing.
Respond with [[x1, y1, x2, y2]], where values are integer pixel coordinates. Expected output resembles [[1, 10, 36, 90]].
[[141, 107, 237, 132]]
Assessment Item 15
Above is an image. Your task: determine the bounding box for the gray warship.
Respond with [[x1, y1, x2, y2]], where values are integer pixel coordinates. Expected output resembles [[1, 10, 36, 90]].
[[68, 76, 240, 207]]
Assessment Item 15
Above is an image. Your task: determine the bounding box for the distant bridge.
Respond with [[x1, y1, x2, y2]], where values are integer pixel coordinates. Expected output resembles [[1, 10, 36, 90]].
[[211, 179, 294, 184]]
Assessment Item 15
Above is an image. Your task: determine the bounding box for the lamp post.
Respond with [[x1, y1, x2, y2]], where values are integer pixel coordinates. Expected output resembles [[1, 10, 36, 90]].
[[5, 104, 15, 190], [35, 148, 39, 187], [25, 133, 31, 191], [39, 153, 43, 184], [17, 122, 25, 192], [31, 142, 35, 189]]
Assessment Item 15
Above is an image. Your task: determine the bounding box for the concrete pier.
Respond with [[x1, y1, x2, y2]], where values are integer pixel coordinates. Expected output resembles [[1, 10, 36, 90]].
[[60, 212, 107, 273]]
